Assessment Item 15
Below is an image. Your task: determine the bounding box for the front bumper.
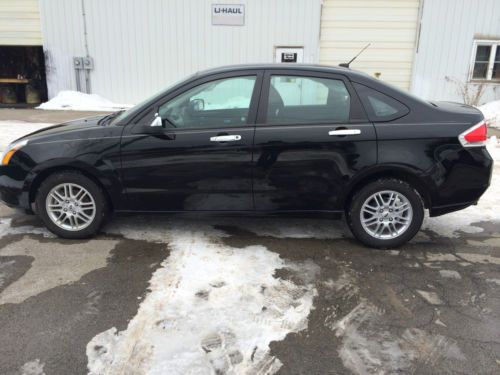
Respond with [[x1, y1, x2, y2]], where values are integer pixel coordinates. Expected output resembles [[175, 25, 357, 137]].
[[0, 166, 30, 209]]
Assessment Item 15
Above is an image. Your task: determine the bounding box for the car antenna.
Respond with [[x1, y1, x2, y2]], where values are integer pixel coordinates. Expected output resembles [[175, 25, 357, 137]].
[[339, 43, 371, 68]]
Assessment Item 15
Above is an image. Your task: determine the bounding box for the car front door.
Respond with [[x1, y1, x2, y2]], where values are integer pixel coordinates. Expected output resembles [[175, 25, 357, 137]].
[[120, 71, 262, 211], [253, 70, 377, 212]]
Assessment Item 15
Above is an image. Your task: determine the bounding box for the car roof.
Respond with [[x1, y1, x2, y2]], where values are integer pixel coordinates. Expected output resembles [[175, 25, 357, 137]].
[[194, 63, 370, 80]]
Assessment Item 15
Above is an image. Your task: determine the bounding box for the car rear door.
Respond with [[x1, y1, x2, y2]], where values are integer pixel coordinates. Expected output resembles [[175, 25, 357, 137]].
[[119, 70, 263, 211], [253, 69, 377, 212]]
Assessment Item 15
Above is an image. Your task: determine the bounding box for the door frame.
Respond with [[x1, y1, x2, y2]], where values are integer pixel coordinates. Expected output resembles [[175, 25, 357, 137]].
[[255, 68, 368, 126], [123, 69, 265, 133]]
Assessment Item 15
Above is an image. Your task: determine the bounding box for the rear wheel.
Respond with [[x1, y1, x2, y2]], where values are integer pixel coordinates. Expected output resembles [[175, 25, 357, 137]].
[[347, 179, 424, 248], [36, 171, 109, 239]]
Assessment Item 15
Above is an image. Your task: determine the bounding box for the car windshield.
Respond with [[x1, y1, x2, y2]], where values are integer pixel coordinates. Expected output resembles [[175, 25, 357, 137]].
[[110, 73, 196, 124]]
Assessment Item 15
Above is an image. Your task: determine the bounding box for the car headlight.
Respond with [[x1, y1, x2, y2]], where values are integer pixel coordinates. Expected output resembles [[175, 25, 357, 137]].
[[1, 139, 29, 165]]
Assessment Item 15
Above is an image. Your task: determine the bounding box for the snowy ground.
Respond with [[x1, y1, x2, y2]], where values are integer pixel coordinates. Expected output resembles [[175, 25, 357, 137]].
[[37, 91, 132, 112]]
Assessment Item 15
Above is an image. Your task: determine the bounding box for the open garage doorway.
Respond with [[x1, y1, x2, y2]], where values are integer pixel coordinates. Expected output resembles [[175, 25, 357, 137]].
[[0, 46, 48, 107]]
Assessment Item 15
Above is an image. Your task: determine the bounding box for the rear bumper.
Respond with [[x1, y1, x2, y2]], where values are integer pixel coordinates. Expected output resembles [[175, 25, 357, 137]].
[[429, 201, 477, 217], [428, 146, 493, 216]]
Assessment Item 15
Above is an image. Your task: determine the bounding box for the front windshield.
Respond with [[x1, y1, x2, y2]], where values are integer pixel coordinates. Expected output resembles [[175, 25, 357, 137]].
[[111, 73, 196, 124]]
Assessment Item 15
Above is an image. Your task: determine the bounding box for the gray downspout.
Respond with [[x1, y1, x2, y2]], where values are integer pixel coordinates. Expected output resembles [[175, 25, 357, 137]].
[[81, 0, 91, 93]]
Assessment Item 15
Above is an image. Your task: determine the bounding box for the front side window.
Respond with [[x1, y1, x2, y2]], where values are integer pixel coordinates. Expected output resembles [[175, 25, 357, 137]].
[[471, 40, 500, 81], [353, 83, 409, 122], [266, 75, 351, 125], [158, 76, 256, 129]]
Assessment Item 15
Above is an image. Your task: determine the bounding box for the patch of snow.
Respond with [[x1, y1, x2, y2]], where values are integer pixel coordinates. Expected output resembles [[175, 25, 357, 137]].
[[416, 290, 443, 305], [87, 223, 319, 374], [423, 253, 459, 262], [331, 301, 464, 374], [0, 121, 54, 151], [37, 90, 132, 112], [439, 270, 461, 279], [0, 218, 52, 239], [456, 252, 500, 265], [20, 359, 45, 375], [423, 138, 500, 237], [479, 100, 500, 129]]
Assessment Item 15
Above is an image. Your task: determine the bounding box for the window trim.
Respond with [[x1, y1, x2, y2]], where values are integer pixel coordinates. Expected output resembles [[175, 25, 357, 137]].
[[256, 69, 367, 127], [469, 39, 500, 82], [352, 82, 410, 123], [129, 70, 264, 131]]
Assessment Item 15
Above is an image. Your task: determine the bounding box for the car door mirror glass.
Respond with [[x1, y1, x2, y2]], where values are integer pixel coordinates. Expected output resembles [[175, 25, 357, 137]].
[[188, 98, 205, 114]]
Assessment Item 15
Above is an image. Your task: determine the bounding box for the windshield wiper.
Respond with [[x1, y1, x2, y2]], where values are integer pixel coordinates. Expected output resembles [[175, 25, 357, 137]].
[[98, 110, 124, 125]]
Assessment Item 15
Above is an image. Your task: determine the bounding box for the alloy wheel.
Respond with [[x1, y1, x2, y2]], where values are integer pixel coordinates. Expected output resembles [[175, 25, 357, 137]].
[[45, 183, 96, 231], [360, 190, 413, 239]]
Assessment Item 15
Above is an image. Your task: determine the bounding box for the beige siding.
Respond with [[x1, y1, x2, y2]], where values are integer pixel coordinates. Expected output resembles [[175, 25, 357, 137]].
[[0, 0, 42, 45], [320, 0, 420, 90]]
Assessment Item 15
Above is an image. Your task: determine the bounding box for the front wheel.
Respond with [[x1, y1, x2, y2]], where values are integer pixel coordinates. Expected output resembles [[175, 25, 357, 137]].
[[36, 171, 109, 239], [347, 179, 424, 248]]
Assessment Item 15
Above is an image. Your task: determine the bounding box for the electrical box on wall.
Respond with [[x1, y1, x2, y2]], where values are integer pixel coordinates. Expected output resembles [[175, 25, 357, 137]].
[[275, 47, 304, 63]]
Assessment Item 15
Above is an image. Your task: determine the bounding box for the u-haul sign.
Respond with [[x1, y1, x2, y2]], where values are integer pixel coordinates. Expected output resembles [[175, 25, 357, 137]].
[[212, 4, 245, 26]]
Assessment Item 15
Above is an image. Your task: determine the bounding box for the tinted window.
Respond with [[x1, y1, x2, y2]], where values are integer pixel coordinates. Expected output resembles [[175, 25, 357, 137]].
[[266, 75, 350, 125], [158, 76, 256, 129], [353, 82, 409, 122]]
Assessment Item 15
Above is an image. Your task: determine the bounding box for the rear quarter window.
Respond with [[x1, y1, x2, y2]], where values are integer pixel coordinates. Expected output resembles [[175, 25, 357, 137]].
[[353, 82, 409, 122]]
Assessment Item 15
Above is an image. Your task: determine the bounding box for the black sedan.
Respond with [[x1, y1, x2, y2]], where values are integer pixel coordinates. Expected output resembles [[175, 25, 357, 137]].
[[0, 64, 493, 248]]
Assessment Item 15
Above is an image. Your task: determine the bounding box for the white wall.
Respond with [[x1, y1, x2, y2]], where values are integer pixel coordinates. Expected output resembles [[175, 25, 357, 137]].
[[39, 0, 322, 103], [320, 0, 421, 90], [411, 0, 500, 104]]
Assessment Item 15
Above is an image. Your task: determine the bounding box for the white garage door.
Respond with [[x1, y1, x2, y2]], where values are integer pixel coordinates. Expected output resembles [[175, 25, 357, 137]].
[[320, 0, 421, 90], [0, 0, 42, 45]]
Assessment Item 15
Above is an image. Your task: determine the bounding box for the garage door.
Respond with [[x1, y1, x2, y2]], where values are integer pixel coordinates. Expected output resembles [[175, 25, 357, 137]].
[[320, 0, 420, 90], [0, 0, 42, 45]]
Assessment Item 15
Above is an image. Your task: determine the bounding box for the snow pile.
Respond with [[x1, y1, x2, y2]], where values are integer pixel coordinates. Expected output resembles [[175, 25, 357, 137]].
[[87, 224, 319, 374], [0, 121, 54, 151], [37, 91, 132, 112], [423, 137, 500, 236], [479, 100, 500, 129]]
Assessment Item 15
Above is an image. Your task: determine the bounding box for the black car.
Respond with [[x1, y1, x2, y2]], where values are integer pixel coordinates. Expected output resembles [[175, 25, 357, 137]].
[[0, 64, 493, 247]]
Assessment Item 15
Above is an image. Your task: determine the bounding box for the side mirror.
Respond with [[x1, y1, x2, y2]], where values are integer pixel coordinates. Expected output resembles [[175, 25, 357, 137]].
[[150, 113, 163, 127], [188, 98, 204, 114]]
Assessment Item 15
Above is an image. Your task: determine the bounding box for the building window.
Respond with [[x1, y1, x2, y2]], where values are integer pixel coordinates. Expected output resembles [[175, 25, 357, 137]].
[[470, 40, 500, 81]]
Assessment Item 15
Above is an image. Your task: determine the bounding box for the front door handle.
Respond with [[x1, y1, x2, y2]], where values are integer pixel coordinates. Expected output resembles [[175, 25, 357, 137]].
[[210, 135, 242, 142], [328, 129, 361, 136]]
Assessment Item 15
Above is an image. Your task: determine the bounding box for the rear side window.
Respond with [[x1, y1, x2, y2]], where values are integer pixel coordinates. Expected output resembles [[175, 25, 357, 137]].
[[353, 82, 409, 122], [266, 75, 351, 125]]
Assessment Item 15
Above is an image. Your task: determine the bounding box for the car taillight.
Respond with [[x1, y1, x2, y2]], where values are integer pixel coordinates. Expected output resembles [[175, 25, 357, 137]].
[[459, 121, 487, 147]]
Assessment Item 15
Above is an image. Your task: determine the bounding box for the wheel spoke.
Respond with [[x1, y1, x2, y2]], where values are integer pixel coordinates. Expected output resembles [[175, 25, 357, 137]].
[[74, 188, 86, 201], [363, 205, 378, 213], [362, 216, 378, 224]]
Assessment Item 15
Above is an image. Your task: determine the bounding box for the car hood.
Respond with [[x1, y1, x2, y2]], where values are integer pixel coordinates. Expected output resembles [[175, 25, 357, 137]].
[[16, 115, 109, 143]]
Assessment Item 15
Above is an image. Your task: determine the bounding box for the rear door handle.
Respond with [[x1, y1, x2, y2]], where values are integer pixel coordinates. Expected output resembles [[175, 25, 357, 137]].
[[328, 129, 361, 136], [210, 135, 242, 142]]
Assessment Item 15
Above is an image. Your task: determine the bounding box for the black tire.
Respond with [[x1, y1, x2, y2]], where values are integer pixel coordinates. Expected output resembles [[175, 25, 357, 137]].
[[347, 179, 424, 249], [35, 171, 109, 239]]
